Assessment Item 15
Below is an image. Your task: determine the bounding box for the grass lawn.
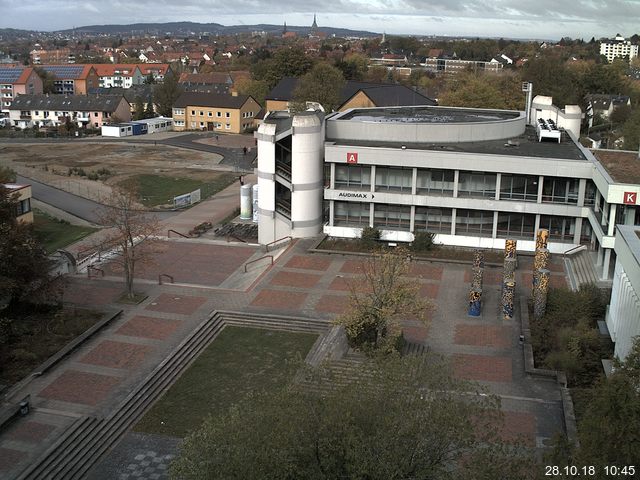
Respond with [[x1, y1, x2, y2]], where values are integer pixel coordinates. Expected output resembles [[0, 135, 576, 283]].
[[134, 326, 318, 438], [32, 210, 98, 253], [118, 173, 237, 208], [0, 306, 103, 387]]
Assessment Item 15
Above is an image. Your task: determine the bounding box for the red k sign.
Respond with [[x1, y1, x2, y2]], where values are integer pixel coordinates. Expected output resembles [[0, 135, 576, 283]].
[[346, 152, 358, 164], [624, 192, 637, 205]]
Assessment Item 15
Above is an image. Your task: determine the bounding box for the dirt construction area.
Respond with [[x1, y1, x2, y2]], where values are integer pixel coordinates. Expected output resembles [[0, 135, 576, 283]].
[[0, 142, 226, 202]]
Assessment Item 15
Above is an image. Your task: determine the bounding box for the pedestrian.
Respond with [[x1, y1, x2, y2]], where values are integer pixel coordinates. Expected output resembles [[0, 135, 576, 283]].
[[239, 175, 244, 186], [243, 146, 247, 155], [216, 135, 219, 142]]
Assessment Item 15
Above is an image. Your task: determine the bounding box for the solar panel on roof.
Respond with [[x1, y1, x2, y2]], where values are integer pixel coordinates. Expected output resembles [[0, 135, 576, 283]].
[[0, 68, 24, 83], [41, 65, 84, 79]]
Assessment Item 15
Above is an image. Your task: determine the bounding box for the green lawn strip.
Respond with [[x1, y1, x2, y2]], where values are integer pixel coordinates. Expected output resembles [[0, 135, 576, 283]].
[[118, 173, 237, 207], [134, 326, 318, 438], [0, 307, 103, 386], [32, 210, 98, 253]]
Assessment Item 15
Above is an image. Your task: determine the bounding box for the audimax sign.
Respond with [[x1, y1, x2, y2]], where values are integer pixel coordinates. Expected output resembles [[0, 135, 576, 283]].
[[336, 191, 375, 200]]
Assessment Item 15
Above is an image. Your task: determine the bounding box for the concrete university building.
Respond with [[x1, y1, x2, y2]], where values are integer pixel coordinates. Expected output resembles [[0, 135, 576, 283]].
[[256, 100, 640, 358]]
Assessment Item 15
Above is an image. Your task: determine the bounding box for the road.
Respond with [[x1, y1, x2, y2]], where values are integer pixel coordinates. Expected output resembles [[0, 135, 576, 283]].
[[18, 175, 177, 225]]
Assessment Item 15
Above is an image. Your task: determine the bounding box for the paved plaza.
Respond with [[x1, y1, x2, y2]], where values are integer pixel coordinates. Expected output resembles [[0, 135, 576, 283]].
[[0, 233, 569, 479]]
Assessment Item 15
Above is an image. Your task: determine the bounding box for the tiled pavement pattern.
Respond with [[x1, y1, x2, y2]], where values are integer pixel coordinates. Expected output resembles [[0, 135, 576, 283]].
[[0, 234, 568, 478]]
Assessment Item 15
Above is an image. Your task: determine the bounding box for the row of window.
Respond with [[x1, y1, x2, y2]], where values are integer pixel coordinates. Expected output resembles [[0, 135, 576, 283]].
[[190, 121, 231, 130], [333, 201, 579, 242], [333, 165, 586, 205]]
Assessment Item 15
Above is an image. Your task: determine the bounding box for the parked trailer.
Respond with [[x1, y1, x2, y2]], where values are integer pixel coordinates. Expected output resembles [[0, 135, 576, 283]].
[[130, 122, 148, 136], [130, 116, 173, 134], [101, 124, 133, 137]]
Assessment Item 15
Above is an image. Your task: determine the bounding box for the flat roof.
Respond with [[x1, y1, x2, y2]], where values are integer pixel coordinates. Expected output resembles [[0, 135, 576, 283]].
[[336, 106, 520, 124], [329, 125, 587, 161], [591, 149, 640, 184]]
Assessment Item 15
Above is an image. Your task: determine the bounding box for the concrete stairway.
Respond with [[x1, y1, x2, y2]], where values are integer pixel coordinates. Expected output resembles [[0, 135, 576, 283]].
[[18, 311, 329, 480], [565, 250, 599, 291]]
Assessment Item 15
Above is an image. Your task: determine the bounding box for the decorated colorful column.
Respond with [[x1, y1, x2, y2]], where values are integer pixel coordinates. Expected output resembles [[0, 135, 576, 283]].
[[504, 239, 517, 259], [468, 288, 482, 317], [533, 268, 551, 319], [532, 247, 550, 292], [535, 229, 549, 250], [473, 249, 485, 269], [502, 279, 516, 320], [471, 267, 484, 290]]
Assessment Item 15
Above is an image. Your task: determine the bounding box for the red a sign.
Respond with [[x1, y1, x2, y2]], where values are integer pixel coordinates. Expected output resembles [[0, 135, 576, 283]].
[[346, 152, 358, 164], [623, 192, 637, 205]]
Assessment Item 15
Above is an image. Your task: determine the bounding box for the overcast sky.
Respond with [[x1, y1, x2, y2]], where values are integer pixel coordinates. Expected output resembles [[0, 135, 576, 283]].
[[1, 0, 639, 40]]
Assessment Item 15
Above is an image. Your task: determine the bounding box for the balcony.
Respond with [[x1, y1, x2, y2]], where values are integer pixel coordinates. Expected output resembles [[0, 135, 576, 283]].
[[275, 159, 292, 182], [275, 199, 291, 219]]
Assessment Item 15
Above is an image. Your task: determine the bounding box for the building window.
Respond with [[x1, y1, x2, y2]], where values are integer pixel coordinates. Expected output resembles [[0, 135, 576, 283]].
[[455, 209, 494, 236], [539, 215, 575, 243], [191, 110, 195, 115], [457, 171, 497, 198], [200, 122, 204, 128], [584, 180, 597, 206], [208, 111, 212, 117], [225, 112, 230, 118], [496, 212, 535, 239], [334, 165, 371, 190], [499, 174, 538, 202], [542, 177, 579, 204], [217, 111, 221, 117], [375, 167, 412, 193], [414, 207, 452, 233], [373, 204, 411, 231], [334, 201, 370, 227], [225, 124, 230, 130], [16, 198, 31, 216], [416, 169, 454, 195], [94, 112, 99, 117]]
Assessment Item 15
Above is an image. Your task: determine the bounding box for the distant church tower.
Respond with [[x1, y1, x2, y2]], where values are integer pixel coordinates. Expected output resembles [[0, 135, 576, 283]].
[[381, 31, 387, 44], [311, 14, 318, 31], [283, 21, 287, 35]]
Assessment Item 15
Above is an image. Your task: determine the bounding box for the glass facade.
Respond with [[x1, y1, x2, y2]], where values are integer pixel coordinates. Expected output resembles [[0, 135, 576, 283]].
[[375, 167, 412, 193], [500, 174, 539, 202], [542, 177, 579, 204], [416, 169, 454, 195], [539, 215, 575, 242], [414, 207, 453, 233], [496, 212, 536, 239], [457, 171, 497, 198], [373, 204, 411, 230], [334, 201, 370, 227], [334, 165, 371, 190], [455, 209, 494, 236]]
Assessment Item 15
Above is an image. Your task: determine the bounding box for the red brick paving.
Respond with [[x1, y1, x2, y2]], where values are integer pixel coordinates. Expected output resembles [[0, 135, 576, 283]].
[[315, 294, 350, 314], [250, 289, 308, 310], [419, 283, 439, 299], [340, 259, 365, 274], [62, 279, 122, 306], [500, 411, 537, 446], [0, 448, 26, 472], [3, 421, 55, 443], [116, 315, 182, 340], [454, 325, 512, 349], [145, 293, 207, 315], [39, 370, 121, 406], [403, 326, 429, 342], [409, 263, 443, 280], [453, 354, 512, 382], [463, 269, 504, 285], [80, 340, 153, 369], [103, 242, 256, 286], [285, 255, 332, 271], [270, 271, 322, 288]]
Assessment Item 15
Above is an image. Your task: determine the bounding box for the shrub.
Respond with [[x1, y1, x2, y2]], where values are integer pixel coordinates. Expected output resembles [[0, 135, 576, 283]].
[[411, 231, 435, 252], [360, 226, 381, 249], [87, 172, 99, 181]]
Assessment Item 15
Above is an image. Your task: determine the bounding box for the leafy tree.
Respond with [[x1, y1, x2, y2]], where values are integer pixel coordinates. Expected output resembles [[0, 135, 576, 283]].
[[609, 103, 632, 125], [523, 56, 581, 106], [133, 96, 145, 120], [250, 47, 314, 89], [335, 248, 432, 354], [622, 108, 640, 150], [292, 62, 345, 112], [234, 78, 270, 106], [439, 71, 524, 110], [153, 74, 183, 117], [170, 355, 537, 480], [335, 53, 369, 81], [143, 73, 156, 85], [143, 100, 155, 119], [96, 186, 160, 299], [360, 225, 381, 249], [34, 67, 56, 94]]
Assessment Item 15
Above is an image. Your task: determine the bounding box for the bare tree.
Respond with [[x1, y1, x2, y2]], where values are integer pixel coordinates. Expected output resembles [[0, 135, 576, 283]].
[[97, 186, 160, 300], [335, 248, 433, 354]]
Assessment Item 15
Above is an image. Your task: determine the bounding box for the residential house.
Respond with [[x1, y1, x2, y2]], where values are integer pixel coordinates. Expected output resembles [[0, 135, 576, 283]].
[[172, 92, 260, 133], [31, 48, 75, 64], [38, 65, 99, 95], [265, 77, 436, 112], [0, 66, 43, 113], [139, 64, 172, 83], [92, 64, 144, 89], [3, 184, 33, 224], [585, 94, 632, 127], [421, 51, 503, 74], [9, 94, 131, 129]]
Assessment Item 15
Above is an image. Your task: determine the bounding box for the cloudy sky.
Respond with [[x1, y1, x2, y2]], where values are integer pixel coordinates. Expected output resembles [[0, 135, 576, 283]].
[[1, 0, 639, 40]]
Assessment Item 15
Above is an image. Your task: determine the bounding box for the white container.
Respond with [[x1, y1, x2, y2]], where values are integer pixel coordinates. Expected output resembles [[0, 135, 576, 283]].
[[240, 183, 252, 220]]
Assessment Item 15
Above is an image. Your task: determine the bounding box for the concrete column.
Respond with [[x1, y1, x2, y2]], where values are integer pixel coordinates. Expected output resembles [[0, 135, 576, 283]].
[[453, 170, 459, 198], [410, 205, 415, 232], [451, 208, 457, 236], [608, 203, 617, 236], [597, 244, 604, 266], [534, 214, 541, 236], [602, 248, 612, 280], [492, 211, 498, 238], [329, 200, 334, 226], [411, 167, 417, 195], [495, 173, 501, 200], [537, 175, 544, 203], [574, 217, 583, 244], [624, 206, 635, 225], [577, 178, 586, 207], [370, 165, 376, 193], [369, 202, 374, 227], [330, 163, 335, 189], [594, 191, 600, 213]]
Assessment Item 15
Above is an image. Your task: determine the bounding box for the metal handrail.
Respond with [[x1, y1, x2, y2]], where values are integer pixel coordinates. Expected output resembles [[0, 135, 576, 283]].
[[87, 266, 104, 278], [562, 244, 586, 259], [244, 255, 273, 272], [158, 274, 174, 285], [265, 236, 292, 252], [226, 234, 247, 243], [168, 229, 189, 238]]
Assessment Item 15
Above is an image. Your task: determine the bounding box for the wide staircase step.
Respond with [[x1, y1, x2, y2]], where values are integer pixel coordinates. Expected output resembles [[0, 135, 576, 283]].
[[566, 250, 599, 291]]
